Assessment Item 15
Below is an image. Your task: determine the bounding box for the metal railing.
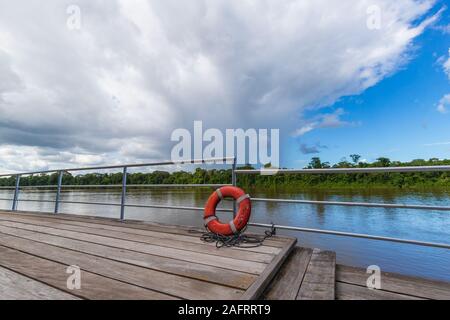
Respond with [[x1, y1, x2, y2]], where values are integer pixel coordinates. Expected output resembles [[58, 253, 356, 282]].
[[0, 159, 449, 250], [0, 157, 236, 217], [238, 167, 450, 249]]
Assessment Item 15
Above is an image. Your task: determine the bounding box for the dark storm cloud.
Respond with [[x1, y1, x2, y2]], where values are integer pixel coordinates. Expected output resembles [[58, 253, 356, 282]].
[[299, 143, 328, 155]]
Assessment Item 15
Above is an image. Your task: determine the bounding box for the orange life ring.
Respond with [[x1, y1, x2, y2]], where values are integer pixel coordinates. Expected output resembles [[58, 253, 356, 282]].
[[204, 186, 251, 236]]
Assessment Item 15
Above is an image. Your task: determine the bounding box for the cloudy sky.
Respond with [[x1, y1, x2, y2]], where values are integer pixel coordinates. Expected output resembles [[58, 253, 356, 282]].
[[0, 0, 449, 172]]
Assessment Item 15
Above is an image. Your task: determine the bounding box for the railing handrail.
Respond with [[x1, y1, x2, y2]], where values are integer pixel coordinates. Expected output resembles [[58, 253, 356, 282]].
[[0, 157, 235, 178], [235, 165, 450, 174], [0, 184, 232, 189], [250, 197, 450, 211]]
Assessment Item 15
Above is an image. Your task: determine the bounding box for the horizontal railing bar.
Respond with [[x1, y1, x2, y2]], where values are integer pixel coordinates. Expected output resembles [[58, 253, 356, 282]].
[[250, 198, 450, 211], [11, 199, 55, 203], [5, 195, 449, 212], [21, 186, 58, 189], [7, 199, 233, 213], [3, 195, 450, 212], [248, 223, 450, 249], [1, 186, 58, 189], [124, 203, 233, 212], [0, 157, 235, 178], [55, 184, 228, 188], [60, 200, 121, 207], [125, 184, 231, 188], [0, 184, 231, 189], [235, 165, 450, 175]]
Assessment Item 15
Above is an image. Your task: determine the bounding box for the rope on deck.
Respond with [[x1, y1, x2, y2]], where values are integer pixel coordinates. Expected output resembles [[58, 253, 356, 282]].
[[194, 224, 277, 248]]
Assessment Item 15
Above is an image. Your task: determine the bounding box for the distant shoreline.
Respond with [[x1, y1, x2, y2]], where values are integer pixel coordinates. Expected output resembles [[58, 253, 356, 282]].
[[1, 157, 450, 190], [1, 184, 449, 192]]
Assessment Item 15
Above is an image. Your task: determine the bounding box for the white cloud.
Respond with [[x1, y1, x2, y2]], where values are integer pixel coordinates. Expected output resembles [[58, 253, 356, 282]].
[[0, 145, 107, 174], [424, 141, 450, 146], [437, 94, 450, 113], [443, 48, 450, 80], [294, 124, 316, 137], [0, 0, 439, 172], [435, 48, 450, 115], [434, 22, 450, 34], [441, 24, 450, 34]]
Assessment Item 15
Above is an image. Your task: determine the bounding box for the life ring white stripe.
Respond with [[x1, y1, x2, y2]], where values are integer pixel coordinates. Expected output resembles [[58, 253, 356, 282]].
[[204, 215, 218, 226], [236, 194, 250, 205], [229, 220, 238, 234]]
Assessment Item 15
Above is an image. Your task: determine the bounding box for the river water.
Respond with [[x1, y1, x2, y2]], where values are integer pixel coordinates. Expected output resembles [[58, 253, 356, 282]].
[[0, 187, 449, 282]]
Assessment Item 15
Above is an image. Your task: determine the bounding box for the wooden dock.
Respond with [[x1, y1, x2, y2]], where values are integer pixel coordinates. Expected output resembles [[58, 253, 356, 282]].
[[0, 210, 449, 300], [0, 210, 295, 300], [263, 247, 450, 300]]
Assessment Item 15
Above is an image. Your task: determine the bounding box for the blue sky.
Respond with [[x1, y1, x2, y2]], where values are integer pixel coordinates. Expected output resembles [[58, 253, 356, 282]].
[[287, 7, 450, 167]]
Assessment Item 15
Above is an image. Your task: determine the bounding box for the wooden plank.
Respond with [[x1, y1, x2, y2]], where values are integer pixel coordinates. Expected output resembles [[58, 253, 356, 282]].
[[297, 249, 336, 300], [0, 216, 274, 263], [0, 212, 282, 255], [336, 282, 423, 300], [240, 238, 297, 300], [0, 221, 267, 275], [0, 224, 256, 289], [0, 266, 80, 300], [0, 233, 244, 300], [336, 265, 450, 300], [0, 246, 175, 300], [264, 247, 313, 300]]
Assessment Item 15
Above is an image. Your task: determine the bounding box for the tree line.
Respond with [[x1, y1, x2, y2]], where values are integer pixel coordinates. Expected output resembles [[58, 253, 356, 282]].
[[1, 156, 449, 189]]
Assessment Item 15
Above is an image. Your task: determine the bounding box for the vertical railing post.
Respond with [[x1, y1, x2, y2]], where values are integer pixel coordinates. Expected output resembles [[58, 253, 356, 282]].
[[12, 174, 21, 211], [54, 171, 63, 214], [120, 166, 128, 221], [232, 157, 237, 217]]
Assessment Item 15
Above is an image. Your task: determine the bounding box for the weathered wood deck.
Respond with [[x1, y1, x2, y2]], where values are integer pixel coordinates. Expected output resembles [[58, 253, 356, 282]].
[[263, 249, 450, 300], [335, 265, 450, 300], [0, 210, 449, 300], [0, 210, 295, 300]]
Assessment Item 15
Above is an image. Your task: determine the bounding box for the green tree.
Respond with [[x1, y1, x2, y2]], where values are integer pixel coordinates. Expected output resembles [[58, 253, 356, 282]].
[[307, 157, 330, 169], [375, 157, 391, 167], [350, 154, 361, 165], [308, 157, 323, 169]]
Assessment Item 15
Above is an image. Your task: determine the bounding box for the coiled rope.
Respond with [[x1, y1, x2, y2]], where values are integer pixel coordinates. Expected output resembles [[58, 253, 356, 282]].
[[195, 224, 277, 248]]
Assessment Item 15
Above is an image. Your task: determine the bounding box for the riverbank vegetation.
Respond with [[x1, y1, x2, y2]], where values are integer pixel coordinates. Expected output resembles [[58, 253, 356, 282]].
[[1, 156, 449, 190]]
